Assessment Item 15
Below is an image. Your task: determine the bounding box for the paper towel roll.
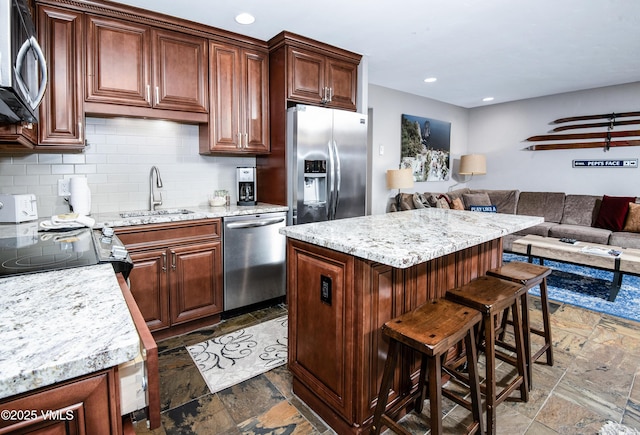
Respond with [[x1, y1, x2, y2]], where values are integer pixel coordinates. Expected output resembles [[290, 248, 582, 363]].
[[69, 177, 91, 215]]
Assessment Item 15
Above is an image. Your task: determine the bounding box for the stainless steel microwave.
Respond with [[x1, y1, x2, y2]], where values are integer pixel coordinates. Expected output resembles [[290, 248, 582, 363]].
[[0, 0, 47, 124]]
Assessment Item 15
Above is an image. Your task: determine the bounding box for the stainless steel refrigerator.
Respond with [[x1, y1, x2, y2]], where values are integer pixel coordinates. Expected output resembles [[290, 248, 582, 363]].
[[287, 104, 368, 225]]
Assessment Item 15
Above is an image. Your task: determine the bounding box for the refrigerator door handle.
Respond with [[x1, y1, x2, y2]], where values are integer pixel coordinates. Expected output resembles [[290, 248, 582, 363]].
[[327, 140, 335, 220], [332, 140, 341, 219]]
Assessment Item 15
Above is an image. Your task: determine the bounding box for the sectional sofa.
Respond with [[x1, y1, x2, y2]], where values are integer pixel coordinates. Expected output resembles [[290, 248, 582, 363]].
[[390, 188, 640, 251]]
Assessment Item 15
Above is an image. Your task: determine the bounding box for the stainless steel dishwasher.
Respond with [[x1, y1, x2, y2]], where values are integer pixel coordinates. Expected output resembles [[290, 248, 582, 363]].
[[223, 212, 287, 310]]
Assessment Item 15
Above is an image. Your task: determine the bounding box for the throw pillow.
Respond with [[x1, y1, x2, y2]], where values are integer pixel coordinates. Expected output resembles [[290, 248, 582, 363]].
[[451, 198, 464, 210], [412, 193, 429, 209], [462, 192, 492, 210], [594, 195, 636, 231], [436, 197, 450, 209], [623, 202, 640, 232]]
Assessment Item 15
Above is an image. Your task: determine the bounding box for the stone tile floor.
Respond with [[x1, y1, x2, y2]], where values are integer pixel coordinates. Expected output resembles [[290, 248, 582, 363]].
[[133, 298, 640, 434]]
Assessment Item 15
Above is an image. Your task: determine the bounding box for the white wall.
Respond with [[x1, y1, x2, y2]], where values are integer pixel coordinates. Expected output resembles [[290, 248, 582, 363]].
[[468, 82, 640, 196], [368, 84, 470, 215], [0, 117, 255, 217]]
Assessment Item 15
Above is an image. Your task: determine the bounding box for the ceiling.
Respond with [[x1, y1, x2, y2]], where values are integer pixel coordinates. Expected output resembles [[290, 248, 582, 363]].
[[111, 0, 640, 108]]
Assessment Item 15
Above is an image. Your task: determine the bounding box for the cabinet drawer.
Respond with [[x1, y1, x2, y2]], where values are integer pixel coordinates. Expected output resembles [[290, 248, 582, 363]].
[[116, 219, 220, 250]]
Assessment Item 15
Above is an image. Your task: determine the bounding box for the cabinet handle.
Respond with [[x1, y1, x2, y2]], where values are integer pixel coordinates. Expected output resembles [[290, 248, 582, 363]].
[[161, 252, 167, 272], [146, 85, 150, 103], [237, 132, 243, 148], [78, 121, 83, 140], [171, 252, 177, 270], [321, 87, 327, 104], [155, 86, 160, 105], [244, 133, 248, 147], [328, 87, 333, 102]]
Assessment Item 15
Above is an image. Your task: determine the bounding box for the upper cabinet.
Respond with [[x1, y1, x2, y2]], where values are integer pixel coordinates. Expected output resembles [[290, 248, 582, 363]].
[[199, 41, 269, 154], [270, 31, 360, 111], [37, 4, 85, 149], [85, 15, 208, 120]]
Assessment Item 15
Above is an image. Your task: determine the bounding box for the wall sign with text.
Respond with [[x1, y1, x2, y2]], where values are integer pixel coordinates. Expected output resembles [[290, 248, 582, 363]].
[[572, 159, 638, 168]]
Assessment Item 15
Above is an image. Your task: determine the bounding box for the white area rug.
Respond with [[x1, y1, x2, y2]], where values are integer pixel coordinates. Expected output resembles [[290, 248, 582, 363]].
[[187, 315, 288, 394], [599, 421, 640, 435]]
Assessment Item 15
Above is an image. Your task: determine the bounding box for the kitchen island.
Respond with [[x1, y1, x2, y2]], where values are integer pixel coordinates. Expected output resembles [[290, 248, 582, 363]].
[[280, 208, 543, 434], [0, 264, 141, 433]]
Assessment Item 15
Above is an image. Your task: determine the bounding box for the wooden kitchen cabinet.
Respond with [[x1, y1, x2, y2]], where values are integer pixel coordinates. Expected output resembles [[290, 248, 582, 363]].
[[199, 41, 269, 154], [287, 47, 359, 110], [85, 15, 208, 119], [116, 219, 223, 338], [127, 248, 170, 331], [0, 369, 122, 435], [37, 4, 85, 149], [269, 31, 360, 111]]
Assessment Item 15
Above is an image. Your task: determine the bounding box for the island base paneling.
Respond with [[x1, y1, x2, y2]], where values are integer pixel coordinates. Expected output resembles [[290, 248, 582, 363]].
[[286, 238, 503, 434]]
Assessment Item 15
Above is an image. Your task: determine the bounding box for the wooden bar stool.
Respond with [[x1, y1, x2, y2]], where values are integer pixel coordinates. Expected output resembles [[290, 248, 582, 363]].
[[371, 299, 484, 435], [446, 276, 529, 435], [486, 261, 554, 390]]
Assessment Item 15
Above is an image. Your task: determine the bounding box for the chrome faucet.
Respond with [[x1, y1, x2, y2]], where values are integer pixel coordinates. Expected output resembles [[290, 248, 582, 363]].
[[149, 166, 163, 210]]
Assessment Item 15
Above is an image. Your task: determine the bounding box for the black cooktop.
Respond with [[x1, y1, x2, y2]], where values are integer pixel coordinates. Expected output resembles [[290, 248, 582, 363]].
[[0, 228, 100, 277]]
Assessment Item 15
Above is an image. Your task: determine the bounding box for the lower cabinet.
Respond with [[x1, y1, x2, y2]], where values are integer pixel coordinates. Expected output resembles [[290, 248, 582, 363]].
[[116, 219, 223, 336], [0, 369, 122, 435]]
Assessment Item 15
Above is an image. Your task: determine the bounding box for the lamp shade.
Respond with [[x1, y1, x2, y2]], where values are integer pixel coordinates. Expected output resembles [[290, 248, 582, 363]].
[[386, 168, 414, 190], [458, 154, 486, 175]]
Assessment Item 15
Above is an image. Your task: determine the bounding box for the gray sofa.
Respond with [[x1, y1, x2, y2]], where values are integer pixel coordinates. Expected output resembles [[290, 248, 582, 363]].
[[391, 188, 640, 251]]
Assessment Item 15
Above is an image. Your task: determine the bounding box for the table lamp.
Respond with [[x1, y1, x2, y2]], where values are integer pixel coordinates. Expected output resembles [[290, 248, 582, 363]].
[[386, 168, 414, 210]]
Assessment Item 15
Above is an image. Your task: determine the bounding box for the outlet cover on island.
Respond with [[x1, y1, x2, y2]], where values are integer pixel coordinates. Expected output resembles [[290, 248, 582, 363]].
[[58, 179, 71, 196]]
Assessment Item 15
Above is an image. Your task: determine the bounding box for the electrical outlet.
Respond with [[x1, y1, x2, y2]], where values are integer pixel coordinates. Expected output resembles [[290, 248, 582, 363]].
[[58, 179, 71, 197], [320, 275, 332, 305]]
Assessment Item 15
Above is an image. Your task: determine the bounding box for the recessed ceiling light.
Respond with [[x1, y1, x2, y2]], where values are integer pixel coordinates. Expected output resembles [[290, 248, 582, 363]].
[[235, 13, 255, 25], [482, 97, 494, 102], [423, 77, 437, 83]]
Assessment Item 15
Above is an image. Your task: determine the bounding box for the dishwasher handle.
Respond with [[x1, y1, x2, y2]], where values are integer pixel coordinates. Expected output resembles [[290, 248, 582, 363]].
[[226, 217, 285, 229]]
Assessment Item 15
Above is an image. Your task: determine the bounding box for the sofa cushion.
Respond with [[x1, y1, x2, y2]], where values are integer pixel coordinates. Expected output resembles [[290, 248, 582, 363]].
[[475, 189, 519, 214], [462, 192, 491, 209], [609, 231, 640, 249], [549, 224, 612, 245], [445, 188, 471, 204], [623, 202, 640, 232], [561, 194, 601, 226], [514, 222, 556, 237], [412, 193, 430, 209], [517, 192, 565, 223], [594, 195, 636, 231], [451, 198, 465, 210]]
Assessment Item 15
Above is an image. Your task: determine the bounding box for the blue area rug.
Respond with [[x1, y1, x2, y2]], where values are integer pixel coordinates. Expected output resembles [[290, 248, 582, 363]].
[[504, 253, 640, 323]]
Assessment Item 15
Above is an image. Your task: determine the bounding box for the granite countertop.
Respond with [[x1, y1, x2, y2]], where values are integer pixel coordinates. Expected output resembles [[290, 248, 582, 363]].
[[93, 203, 288, 228], [0, 264, 140, 399], [280, 208, 543, 269]]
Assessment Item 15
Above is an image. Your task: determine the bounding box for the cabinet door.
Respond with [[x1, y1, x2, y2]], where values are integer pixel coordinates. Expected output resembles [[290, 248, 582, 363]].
[[287, 47, 325, 103], [287, 240, 354, 421], [128, 249, 170, 331], [242, 48, 270, 153], [204, 43, 269, 154], [208, 42, 241, 151], [0, 370, 121, 435], [86, 15, 152, 107], [326, 58, 358, 111], [170, 241, 223, 325], [37, 5, 85, 147], [152, 29, 208, 112]]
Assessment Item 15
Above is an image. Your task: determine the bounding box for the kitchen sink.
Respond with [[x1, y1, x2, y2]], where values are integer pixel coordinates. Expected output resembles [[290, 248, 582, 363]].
[[119, 209, 194, 218]]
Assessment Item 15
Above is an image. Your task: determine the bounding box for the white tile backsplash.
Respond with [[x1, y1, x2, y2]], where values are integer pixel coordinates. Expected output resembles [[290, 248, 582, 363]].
[[0, 117, 256, 216]]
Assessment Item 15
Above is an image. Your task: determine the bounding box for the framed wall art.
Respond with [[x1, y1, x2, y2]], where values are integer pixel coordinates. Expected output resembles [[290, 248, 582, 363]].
[[400, 114, 451, 181]]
